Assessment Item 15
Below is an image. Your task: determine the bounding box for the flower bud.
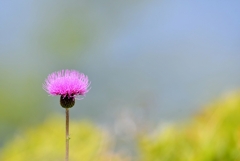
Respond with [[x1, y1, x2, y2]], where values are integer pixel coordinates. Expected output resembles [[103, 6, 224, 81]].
[[60, 96, 75, 108]]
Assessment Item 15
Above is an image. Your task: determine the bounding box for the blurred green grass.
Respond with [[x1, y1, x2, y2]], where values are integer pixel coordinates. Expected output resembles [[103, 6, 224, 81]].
[[1, 90, 240, 160], [138, 92, 240, 161], [0, 116, 129, 161]]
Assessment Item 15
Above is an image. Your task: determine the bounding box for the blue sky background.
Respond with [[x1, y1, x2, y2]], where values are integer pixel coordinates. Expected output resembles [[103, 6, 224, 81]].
[[1, 0, 240, 129]]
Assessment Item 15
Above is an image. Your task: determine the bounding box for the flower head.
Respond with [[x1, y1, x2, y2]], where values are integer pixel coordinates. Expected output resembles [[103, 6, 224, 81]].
[[43, 70, 90, 108]]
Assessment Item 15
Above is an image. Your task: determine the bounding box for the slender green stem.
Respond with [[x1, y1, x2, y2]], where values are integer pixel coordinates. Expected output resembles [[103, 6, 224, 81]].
[[65, 108, 69, 161]]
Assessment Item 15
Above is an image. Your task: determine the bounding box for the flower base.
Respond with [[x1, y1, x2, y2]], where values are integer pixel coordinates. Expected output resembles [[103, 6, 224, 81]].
[[60, 96, 75, 108]]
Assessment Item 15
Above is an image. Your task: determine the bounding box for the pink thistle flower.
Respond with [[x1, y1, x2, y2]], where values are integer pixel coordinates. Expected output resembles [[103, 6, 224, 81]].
[[43, 69, 90, 108]]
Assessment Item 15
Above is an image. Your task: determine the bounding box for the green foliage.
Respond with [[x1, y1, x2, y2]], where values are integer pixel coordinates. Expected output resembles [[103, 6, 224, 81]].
[[138, 93, 240, 161], [2, 92, 240, 161], [0, 71, 48, 145], [0, 116, 127, 161]]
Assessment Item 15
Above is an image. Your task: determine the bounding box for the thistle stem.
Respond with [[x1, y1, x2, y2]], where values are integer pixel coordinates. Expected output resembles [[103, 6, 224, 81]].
[[65, 108, 69, 161]]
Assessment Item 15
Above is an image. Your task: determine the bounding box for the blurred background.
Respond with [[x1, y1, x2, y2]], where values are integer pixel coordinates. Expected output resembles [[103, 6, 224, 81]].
[[1, 0, 240, 160]]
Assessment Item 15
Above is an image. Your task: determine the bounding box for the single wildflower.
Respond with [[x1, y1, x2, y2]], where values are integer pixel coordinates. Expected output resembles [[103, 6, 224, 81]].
[[43, 69, 90, 161], [43, 69, 90, 108]]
